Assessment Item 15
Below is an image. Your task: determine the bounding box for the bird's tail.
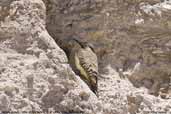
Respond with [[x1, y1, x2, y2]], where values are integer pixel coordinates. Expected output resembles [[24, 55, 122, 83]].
[[89, 72, 98, 96]]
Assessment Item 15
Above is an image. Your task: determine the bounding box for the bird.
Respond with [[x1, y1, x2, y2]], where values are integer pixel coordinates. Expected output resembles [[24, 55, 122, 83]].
[[62, 38, 98, 95]]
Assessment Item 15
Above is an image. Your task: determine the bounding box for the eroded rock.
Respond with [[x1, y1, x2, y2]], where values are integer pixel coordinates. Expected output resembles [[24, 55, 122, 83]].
[[1, 0, 171, 113]]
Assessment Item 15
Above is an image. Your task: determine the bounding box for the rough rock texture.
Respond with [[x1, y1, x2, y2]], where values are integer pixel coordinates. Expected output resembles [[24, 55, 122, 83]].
[[0, 0, 102, 113], [44, 0, 171, 78], [44, 0, 171, 113], [1, 0, 171, 114]]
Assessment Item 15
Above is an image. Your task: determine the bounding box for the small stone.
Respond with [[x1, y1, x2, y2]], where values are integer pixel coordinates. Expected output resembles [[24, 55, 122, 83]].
[[127, 95, 136, 103], [117, 80, 121, 83], [79, 91, 90, 101], [4, 86, 19, 97], [106, 12, 110, 16], [0, 93, 10, 111], [159, 92, 167, 99], [26, 75, 34, 89], [48, 76, 55, 85], [127, 95, 143, 105], [19, 62, 25, 66], [0, 67, 6, 74], [128, 103, 138, 114]]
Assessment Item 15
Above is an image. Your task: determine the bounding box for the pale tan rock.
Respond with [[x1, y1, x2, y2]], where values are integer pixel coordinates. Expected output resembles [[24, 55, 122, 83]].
[[1, 0, 171, 113]]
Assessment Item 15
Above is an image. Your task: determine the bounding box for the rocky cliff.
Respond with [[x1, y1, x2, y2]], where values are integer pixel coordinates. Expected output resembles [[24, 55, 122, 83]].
[[0, 0, 171, 114]]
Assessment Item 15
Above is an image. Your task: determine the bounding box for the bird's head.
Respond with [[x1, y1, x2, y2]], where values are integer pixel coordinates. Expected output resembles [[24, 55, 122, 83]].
[[67, 38, 83, 49], [66, 37, 96, 53]]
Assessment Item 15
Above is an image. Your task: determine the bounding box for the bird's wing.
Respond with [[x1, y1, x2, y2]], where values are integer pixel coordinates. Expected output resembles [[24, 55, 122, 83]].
[[77, 47, 98, 83], [76, 47, 98, 94]]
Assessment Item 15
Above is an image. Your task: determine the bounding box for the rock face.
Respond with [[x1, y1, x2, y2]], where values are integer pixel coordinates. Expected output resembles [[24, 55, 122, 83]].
[[44, 0, 171, 93], [1, 0, 171, 114], [44, 0, 171, 113], [44, 0, 171, 75], [0, 0, 101, 113]]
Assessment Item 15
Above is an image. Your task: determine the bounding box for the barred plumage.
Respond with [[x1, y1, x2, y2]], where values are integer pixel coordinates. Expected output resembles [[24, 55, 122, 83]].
[[76, 46, 98, 94], [65, 38, 98, 95]]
